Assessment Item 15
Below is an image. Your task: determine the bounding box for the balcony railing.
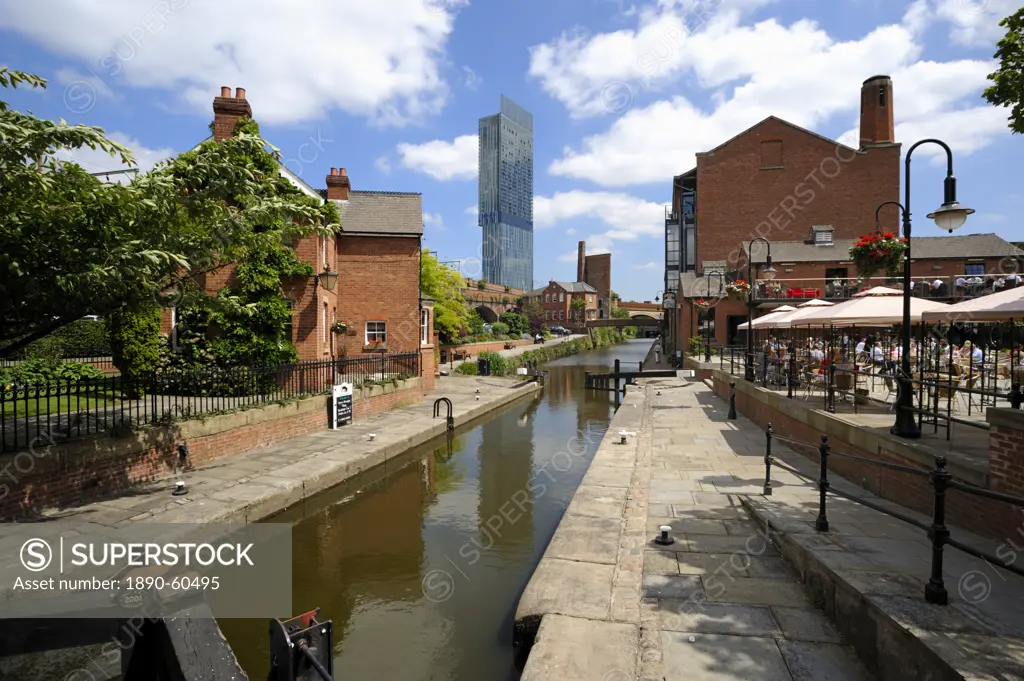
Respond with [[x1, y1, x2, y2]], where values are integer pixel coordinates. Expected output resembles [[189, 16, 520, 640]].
[[748, 273, 1022, 303]]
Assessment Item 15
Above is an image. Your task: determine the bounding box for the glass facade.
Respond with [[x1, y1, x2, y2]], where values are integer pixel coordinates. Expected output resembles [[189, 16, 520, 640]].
[[479, 95, 534, 291]]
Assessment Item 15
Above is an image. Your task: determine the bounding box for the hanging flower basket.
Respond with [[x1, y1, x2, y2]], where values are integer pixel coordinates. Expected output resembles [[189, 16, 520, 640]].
[[850, 233, 908, 279], [694, 298, 710, 310], [330, 320, 350, 334], [725, 280, 750, 301]]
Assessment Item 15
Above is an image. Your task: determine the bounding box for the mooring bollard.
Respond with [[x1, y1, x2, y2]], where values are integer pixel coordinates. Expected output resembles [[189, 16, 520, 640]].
[[763, 424, 773, 496], [728, 381, 737, 419], [814, 435, 830, 532], [925, 456, 951, 605], [654, 525, 674, 546]]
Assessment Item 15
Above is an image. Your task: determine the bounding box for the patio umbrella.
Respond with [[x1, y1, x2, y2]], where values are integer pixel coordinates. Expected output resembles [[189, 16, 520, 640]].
[[770, 299, 835, 329], [920, 285, 1024, 323], [797, 286, 950, 327], [737, 305, 796, 331]]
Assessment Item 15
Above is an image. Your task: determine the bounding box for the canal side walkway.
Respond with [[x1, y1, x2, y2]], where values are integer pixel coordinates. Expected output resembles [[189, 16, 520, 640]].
[[515, 373, 1024, 680], [441, 333, 587, 372], [0, 375, 540, 553]]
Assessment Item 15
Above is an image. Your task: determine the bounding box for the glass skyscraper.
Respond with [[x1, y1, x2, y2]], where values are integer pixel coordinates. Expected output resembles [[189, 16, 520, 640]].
[[478, 95, 534, 291]]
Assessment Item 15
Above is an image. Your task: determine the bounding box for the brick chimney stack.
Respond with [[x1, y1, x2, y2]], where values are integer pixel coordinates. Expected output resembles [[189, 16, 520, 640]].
[[577, 241, 586, 283], [859, 75, 894, 148], [212, 86, 252, 142], [326, 167, 351, 201]]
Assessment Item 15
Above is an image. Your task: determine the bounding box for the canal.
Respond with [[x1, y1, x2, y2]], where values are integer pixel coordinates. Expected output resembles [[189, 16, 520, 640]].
[[218, 338, 652, 680]]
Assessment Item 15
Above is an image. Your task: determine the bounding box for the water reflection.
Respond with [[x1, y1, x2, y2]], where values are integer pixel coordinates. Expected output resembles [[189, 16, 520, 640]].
[[219, 339, 652, 680]]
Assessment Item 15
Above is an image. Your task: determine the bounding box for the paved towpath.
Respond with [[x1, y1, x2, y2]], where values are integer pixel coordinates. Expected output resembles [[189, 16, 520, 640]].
[[517, 372, 874, 680], [442, 333, 587, 372]]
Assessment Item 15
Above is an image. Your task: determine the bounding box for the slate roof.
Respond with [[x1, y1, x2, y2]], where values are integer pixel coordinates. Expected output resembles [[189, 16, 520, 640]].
[[553, 281, 598, 293], [327, 190, 423, 236], [744, 233, 1024, 264]]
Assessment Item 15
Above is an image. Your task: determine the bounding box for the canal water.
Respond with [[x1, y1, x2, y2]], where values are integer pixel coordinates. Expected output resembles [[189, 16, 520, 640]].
[[218, 338, 652, 680]]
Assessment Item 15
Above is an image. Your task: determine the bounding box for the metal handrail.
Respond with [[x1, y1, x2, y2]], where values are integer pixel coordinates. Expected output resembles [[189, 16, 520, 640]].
[[762, 424, 1024, 605]]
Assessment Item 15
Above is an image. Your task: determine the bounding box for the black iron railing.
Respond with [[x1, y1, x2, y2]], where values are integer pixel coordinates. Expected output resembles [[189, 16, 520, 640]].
[[762, 425, 1024, 605], [0, 353, 419, 452]]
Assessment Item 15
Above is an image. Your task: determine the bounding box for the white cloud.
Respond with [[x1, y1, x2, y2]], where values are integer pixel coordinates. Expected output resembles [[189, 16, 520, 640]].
[[534, 190, 664, 237], [397, 134, 477, 180], [905, 0, 1018, 48], [633, 261, 659, 270], [0, 0, 466, 126], [55, 132, 175, 183], [374, 156, 392, 174], [462, 66, 481, 90], [464, 205, 478, 216], [423, 211, 446, 231], [531, 4, 1006, 186]]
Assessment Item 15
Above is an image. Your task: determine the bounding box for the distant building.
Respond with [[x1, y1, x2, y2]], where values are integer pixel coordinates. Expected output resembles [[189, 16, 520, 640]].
[[478, 95, 534, 291], [576, 241, 612, 319], [524, 281, 598, 329]]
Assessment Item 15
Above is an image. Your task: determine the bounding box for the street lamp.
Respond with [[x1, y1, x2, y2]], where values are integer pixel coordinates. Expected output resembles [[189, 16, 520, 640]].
[[314, 265, 339, 291], [704, 272, 724, 363], [745, 239, 775, 382], [889, 139, 974, 440]]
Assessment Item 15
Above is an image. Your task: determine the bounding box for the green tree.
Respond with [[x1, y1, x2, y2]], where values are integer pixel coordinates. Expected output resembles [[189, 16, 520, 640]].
[[420, 249, 469, 342], [570, 296, 586, 323], [467, 309, 486, 336], [499, 311, 529, 336], [107, 303, 162, 383], [984, 8, 1024, 135], [0, 68, 338, 358], [520, 296, 545, 331]]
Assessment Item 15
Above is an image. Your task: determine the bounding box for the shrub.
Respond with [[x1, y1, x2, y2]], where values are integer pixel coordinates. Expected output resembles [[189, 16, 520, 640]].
[[479, 350, 511, 376], [455, 361, 478, 375], [107, 305, 163, 378], [491, 322, 510, 336], [0, 358, 105, 388], [499, 311, 530, 336]]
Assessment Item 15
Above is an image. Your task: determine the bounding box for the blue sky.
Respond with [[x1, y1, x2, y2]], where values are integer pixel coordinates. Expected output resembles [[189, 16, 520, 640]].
[[1, 0, 1021, 302]]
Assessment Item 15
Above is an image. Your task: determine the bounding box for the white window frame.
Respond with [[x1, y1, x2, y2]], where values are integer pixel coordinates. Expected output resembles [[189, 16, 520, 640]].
[[420, 309, 429, 345], [560, 310, 565, 320], [545, 293, 550, 303], [559, 292, 565, 303], [170, 307, 179, 352], [322, 303, 328, 344], [366, 320, 387, 345]]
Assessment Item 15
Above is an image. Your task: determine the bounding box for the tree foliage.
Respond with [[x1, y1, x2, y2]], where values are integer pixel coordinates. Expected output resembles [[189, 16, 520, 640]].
[[520, 296, 545, 331], [984, 8, 1024, 135], [499, 311, 529, 336], [0, 68, 339, 358], [420, 249, 469, 342], [107, 304, 163, 379]]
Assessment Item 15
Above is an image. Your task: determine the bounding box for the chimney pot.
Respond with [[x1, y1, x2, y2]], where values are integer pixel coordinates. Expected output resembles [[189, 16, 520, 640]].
[[340, 168, 347, 176], [220, 86, 231, 97], [235, 87, 246, 99], [330, 167, 338, 176]]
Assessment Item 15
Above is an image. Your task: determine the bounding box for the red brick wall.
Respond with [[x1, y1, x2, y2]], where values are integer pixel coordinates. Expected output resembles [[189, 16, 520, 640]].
[[690, 117, 900, 270], [988, 412, 1024, 499], [711, 374, 1023, 542], [584, 253, 612, 315], [0, 383, 423, 520], [439, 339, 533, 356], [336, 235, 420, 356]]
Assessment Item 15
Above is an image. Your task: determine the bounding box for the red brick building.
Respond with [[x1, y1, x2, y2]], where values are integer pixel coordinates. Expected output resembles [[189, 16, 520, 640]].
[[524, 281, 599, 329], [576, 241, 613, 318], [162, 87, 433, 376], [663, 75, 1023, 351]]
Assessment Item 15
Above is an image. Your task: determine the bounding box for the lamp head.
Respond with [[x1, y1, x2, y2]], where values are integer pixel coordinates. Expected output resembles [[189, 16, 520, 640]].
[[928, 202, 974, 233]]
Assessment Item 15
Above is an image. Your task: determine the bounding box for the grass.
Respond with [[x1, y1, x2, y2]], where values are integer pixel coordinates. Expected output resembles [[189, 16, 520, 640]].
[[1, 391, 117, 418]]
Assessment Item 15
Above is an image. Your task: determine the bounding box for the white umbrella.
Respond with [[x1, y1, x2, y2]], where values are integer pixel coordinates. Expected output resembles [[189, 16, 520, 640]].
[[798, 287, 950, 327], [737, 305, 796, 331], [920, 285, 1024, 323], [762, 299, 834, 329]]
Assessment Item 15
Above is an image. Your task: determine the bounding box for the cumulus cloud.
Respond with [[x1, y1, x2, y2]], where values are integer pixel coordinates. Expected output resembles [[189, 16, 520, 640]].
[[374, 156, 392, 174], [534, 190, 664, 236], [396, 134, 478, 180], [422, 211, 446, 231], [55, 132, 175, 183], [0, 0, 466, 126], [529, 2, 1007, 186]]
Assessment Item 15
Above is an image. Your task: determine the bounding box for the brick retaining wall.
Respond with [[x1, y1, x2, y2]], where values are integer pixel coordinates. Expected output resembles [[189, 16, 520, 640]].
[[440, 339, 532, 358], [0, 379, 423, 520], [711, 372, 1023, 543]]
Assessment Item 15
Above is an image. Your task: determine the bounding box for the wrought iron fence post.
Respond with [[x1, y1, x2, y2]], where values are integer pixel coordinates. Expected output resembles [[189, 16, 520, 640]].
[[761, 347, 768, 385], [763, 424, 773, 496], [787, 346, 796, 399], [728, 382, 737, 420], [815, 435, 830, 531], [925, 456, 951, 605]]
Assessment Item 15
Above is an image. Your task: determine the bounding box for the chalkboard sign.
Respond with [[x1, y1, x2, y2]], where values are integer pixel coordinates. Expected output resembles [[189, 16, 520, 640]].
[[331, 383, 353, 429]]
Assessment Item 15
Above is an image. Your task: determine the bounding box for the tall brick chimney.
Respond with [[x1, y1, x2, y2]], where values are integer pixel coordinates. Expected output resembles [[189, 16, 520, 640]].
[[577, 241, 586, 283], [859, 75, 894, 148], [325, 167, 351, 201], [212, 86, 252, 142]]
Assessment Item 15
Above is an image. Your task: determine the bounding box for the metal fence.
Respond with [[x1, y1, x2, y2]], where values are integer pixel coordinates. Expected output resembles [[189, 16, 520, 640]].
[[0, 355, 117, 371], [762, 427, 1024, 605], [0, 353, 419, 452]]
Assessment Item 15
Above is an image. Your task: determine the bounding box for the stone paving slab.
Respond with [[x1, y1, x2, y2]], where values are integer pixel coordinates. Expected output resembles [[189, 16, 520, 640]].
[[519, 614, 639, 681]]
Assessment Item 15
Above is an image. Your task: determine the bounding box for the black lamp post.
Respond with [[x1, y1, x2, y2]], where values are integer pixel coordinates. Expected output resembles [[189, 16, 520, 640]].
[[704, 271, 724, 362], [889, 139, 974, 439], [745, 238, 775, 382]]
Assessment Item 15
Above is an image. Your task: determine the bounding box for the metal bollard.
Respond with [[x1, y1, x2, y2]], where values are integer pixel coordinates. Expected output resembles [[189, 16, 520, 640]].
[[728, 382, 737, 420], [924, 456, 951, 605], [787, 347, 796, 400], [814, 435, 830, 531], [763, 424, 773, 496]]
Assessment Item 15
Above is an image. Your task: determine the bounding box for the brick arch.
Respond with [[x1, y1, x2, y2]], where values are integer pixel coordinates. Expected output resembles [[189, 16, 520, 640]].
[[475, 305, 499, 323]]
